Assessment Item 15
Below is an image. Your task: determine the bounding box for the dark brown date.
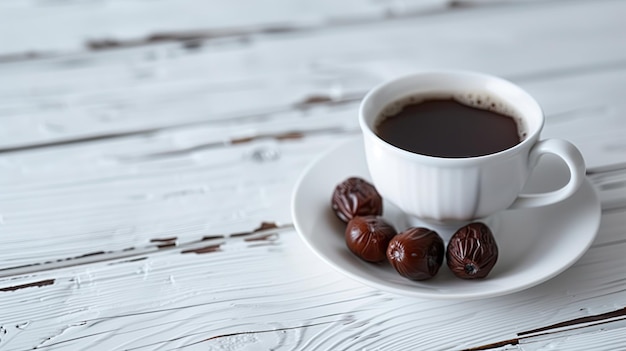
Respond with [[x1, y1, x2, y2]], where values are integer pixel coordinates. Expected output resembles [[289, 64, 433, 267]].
[[345, 216, 397, 262], [332, 177, 383, 223], [386, 227, 444, 281], [446, 222, 498, 279]]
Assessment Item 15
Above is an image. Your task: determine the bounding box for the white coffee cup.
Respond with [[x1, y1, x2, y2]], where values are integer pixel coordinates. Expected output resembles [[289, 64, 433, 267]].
[[359, 70, 585, 223]]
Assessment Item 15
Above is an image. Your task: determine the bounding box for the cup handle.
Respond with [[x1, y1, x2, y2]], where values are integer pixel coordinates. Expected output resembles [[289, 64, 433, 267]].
[[509, 139, 586, 209]]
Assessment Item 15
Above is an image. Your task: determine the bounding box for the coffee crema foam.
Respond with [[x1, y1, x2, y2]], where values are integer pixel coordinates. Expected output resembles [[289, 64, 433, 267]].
[[377, 92, 528, 141]]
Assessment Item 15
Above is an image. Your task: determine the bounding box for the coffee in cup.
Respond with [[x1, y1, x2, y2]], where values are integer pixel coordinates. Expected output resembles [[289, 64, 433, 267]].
[[375, 96, 523, 158]]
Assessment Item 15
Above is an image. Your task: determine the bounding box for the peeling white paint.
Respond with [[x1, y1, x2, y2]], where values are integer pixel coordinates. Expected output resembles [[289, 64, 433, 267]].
[[0, 0, 626, 350]]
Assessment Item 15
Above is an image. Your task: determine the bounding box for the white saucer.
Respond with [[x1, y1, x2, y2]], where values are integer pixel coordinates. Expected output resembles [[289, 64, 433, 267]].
[[291, 138, 601, 300]]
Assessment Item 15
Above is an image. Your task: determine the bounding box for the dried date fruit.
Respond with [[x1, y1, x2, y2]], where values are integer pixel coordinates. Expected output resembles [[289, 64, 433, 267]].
[[386, 227, 444, 281], [332, 177, 383, 223], [446, 222, 498, 279], [345, 216, 397, 262]]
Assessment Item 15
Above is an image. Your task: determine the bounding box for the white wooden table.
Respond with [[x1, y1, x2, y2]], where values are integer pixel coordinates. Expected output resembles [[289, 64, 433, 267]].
[[1, 1, 626, 350]]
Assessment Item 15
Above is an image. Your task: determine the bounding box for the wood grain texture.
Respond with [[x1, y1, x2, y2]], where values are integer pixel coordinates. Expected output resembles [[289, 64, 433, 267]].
[[0, 0, 579, 57], [0, 211, 625, 350], [2, 0, 626, 157], [1, 0, 626, 350]]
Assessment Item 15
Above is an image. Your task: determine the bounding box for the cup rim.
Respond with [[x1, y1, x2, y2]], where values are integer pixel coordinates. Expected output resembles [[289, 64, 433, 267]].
[[358, 70, 545, 164]]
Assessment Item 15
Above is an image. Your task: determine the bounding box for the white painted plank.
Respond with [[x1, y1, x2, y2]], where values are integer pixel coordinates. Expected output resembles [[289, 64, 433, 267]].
[[0, 210, 625, 350], [0, 0, 567, 56], [1, 0, 625, 153], [0, 134, 352, 270]]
